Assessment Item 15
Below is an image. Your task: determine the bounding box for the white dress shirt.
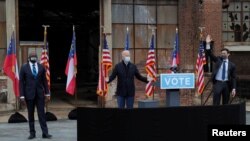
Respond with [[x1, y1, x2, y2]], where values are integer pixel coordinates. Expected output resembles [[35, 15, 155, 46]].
[[215, 59, 228, 81], [29, 62, 38, 74]]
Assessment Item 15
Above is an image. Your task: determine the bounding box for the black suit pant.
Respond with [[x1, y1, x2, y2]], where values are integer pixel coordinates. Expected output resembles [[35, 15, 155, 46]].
[[213, 81, 230, 105], [26, 94, 48, 135]]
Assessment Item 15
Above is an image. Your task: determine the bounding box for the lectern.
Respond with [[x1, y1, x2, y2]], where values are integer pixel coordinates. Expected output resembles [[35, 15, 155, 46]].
[[166, 89, 180, 106]]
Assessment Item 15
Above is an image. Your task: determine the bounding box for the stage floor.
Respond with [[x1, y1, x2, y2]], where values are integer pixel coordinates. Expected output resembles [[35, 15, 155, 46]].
[[0, 109, 249, 141], [0, 119, 76, 141]]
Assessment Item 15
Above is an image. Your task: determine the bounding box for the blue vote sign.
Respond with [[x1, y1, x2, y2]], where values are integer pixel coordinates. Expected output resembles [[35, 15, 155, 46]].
[[160, 73, 195, 89]]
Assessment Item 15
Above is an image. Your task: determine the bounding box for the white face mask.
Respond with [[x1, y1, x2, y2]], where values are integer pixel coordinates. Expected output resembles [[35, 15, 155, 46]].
[[124, 56, 130, 63]]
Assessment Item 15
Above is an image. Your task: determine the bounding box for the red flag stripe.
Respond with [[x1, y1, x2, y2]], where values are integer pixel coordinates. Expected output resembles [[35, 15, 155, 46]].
[[97, 35, 112, 97], [40, 46, 51, 90], [145, 35, 156, 97], [146, 81, 154, 97], [195, 43, 206, 95]]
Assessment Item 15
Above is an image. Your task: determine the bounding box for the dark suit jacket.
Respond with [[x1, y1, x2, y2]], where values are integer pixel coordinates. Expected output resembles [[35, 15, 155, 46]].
[[108, 61, 148, 97], [206, 47, 236, 91], [19, 62, 49, 100]]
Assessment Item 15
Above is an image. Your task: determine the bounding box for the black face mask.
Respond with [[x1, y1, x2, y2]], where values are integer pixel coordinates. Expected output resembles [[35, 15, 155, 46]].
[[221, 55, 227, 60], [30, 57, 37, 63]]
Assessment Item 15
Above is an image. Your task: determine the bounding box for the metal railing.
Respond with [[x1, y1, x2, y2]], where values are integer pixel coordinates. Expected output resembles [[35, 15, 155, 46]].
[[202, 77, 244, 105]]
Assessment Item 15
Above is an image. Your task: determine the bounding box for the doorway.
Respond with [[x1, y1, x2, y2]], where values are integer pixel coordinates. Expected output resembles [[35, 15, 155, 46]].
[[18, 0, 100, 107]]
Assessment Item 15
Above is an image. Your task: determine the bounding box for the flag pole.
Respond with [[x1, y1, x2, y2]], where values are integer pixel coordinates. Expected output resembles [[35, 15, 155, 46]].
[[101, 29, 105, 108], [11, 25, 18, 112], [72, 25, 78, 108], [42, 25, 50, 113], [98, 26, 111, 108], [152, 28, 155, 100], [42, 25, 57, 121], [67, 25, 77, 119], [6, 25, 27, 123], [125, 27, 129, 50], [152, 29, 155, 101], [97, 26, 103, 108], [198, 26, 205, 105], [12, 25, 19, 112], [11, 25, 19, 113], [150, 26, 156, 100]]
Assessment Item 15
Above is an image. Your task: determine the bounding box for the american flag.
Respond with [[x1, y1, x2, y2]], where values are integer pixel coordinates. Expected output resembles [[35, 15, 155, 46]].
[[145, 34, 157, 97], [40, 42, 50, 90], [195, 41, 206, 95], [171, 29, 180, 68], [97, 34, 112, 96]]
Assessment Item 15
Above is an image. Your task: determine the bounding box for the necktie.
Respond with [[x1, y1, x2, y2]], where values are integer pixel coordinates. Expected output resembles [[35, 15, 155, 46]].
[[222, 61, 226, 80], [32, 64, 37, 78]]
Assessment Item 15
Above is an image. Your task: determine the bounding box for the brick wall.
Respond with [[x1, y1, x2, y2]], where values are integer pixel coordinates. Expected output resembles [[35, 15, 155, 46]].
[[133, 0, 224, 107], [106, 0, 224, 107], [230, 52, 250, 75], [230, 52, 250, 98], [178, 0, 222, 106]]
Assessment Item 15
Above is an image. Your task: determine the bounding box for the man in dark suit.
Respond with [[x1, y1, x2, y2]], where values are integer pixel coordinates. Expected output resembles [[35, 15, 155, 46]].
[[205, 35, 236, 105], [106, 50, 151, 108], [19, 52, 52, 139]]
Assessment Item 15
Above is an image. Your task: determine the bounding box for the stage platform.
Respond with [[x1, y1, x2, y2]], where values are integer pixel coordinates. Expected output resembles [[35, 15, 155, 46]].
[[78, 102, 246, 141]]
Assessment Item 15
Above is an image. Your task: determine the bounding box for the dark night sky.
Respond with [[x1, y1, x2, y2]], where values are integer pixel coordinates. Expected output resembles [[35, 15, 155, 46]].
[[18, 0, 100, 85]]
